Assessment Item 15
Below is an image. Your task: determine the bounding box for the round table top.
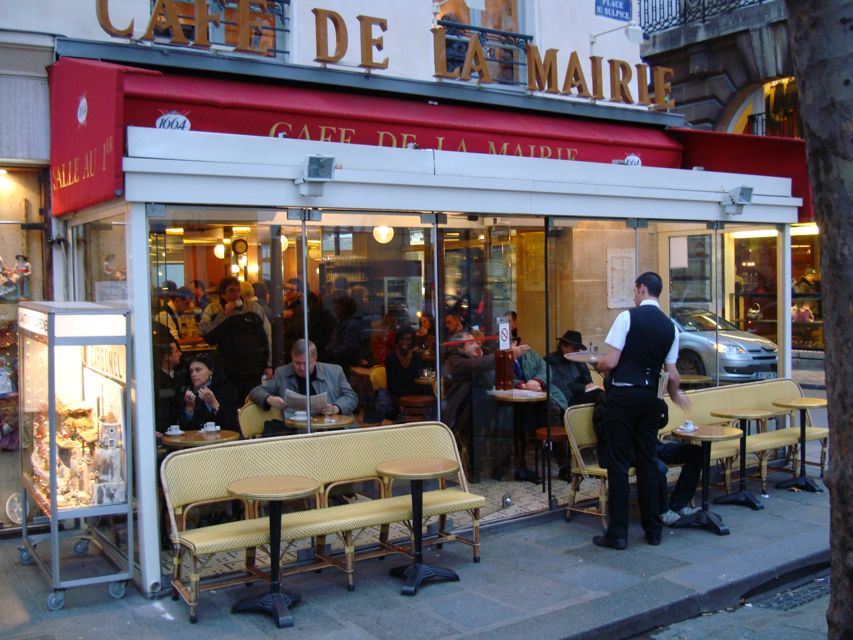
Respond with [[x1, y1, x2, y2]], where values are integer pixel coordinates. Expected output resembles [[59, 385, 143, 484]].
[[772, 397, 827, 410], [489, 389, 548, 403], [285, 414, 355, 430], [563, 352, 602, 364], [227, 475, 320, 501], [415, 376, 436, 386], [711, 408, 785, 420], [376, 457, 459, 481], [679, 374, 713, 385], [671, 423, 742, 442], [162, 429, 240, 448]]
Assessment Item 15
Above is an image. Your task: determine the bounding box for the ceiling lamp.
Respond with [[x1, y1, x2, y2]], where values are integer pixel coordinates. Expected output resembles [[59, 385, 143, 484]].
[[373, 226, 395, 244], [213, 243, 226, 259]]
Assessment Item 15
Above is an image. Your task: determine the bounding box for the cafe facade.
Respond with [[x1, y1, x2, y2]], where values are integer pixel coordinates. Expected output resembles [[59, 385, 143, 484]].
[[4, 1, 804, 594]]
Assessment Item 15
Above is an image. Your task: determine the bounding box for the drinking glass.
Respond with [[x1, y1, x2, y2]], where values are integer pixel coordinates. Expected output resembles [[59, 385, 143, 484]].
[[323, 404, 335, 423]]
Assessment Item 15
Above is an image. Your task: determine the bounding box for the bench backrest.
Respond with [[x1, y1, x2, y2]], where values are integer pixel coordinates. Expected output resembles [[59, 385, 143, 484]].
[[664, 378, 804, 432], [161, 421, 464, 512]]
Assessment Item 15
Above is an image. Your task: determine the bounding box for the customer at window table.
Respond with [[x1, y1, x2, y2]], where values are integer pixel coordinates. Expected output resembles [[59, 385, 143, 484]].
[[385, 326, 431, 403], [415, 314, 436, 352], [156, 286, 195, 342], [178, 353, 238, 430], [546, 329, 604, 412], [153, 324, 183, 434], [249, 339, 358, 419]]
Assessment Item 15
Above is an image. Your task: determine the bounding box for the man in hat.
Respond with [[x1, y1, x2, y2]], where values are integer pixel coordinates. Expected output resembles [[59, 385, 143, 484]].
[[546, 329, 603, 415]]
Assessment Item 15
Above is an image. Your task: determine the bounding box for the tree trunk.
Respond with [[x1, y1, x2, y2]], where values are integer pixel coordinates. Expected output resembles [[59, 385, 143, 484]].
[[784, 2, 853, 638]]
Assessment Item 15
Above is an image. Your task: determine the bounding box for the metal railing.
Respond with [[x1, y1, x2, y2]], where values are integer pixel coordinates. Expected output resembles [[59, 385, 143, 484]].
[[638, 0, 770, 34], [746, 108, 802, 139], [437, 20, 533, 86]]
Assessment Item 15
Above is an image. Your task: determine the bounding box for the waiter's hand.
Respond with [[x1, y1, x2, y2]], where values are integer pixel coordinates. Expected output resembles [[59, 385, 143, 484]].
[[673, 389, 691, 410]]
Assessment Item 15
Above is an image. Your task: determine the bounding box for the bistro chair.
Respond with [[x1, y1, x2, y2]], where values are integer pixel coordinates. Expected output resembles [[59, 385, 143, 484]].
[[237, 401, 282, 439]]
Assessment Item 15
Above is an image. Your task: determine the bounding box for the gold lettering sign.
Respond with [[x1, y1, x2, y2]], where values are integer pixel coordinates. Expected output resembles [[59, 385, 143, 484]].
[[96, 0, 133, 37], [53, 135, 115, 194], [313, 8, 347, 63], [84, 345, 126, 384], [357, 15, 388, 70]]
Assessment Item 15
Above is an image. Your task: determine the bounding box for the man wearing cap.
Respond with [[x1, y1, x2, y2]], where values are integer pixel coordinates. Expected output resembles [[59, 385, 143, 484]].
[[546, 329, 603, 414], [156, 286, 195, 341]]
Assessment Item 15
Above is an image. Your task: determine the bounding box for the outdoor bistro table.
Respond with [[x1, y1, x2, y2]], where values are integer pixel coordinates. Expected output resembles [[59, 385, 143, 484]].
[[376, 457, 460, 595], [772, 397, 826, 492], [161, 429, 240, 448], [671, 423, 743, 535], [490, 389, 548, 483], [679, 374, 713, 388], [710, 408, 785, 510], [227, 475, 320, 628], [285, 414, 355, 431]]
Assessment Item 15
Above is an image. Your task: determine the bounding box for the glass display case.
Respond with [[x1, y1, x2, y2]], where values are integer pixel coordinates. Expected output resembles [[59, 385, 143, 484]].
[[17, 302, 133, 610]]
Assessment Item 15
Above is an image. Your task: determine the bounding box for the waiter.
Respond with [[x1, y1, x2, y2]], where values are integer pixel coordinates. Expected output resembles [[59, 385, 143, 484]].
[[593, 272, 689, 550]]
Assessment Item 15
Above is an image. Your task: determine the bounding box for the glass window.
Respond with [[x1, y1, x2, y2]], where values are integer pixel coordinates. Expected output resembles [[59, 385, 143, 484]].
[[437, 0, 527, 84], [150, 0, 289, 58]]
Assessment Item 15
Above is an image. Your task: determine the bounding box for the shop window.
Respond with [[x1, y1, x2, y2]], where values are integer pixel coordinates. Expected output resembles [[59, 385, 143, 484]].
[[437, 0, 530, 84], [150, 0, 290, 58]]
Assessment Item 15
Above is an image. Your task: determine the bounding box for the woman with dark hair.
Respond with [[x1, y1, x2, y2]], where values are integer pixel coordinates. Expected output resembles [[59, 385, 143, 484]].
[[384, 325, 431, 404], [178, 353, 239, 430], [415, 314, 436, 352]]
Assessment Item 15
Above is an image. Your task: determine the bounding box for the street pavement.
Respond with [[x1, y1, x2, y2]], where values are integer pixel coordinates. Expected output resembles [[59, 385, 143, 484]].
[[0, 387, 831, 640]]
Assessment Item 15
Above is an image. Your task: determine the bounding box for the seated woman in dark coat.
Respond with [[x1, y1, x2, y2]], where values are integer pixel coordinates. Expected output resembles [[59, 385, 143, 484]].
[[384, 325, 431, 405], [178, 353, 239, 430]]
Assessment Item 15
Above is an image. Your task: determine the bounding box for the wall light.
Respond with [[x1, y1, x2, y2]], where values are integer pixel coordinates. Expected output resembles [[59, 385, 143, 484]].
[[213, 243, 226, 259], [230, 264, 240, 274], [295, 154, 335, 196], [731, 229, 778, 239], [791, 223, 819, 236], [165, 227, 184, 235], [280, 235, 289, 251], [248, 263, 260, 275], [373, 226, 395, 244], [238, 254, 248, 267]]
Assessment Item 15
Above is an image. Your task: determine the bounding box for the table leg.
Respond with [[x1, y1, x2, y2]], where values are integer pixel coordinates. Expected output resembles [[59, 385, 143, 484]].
[[232, 499, 301, 628], [714, 419, 763, 510], [389, 479, 459, 596], [776, 408, 822, 493], [513, 406, 541, 484], [675, 441, 729, 535]]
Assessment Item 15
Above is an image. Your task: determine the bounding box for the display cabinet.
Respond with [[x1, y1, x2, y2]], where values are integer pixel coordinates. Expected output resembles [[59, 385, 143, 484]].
[[17, 302, 133, 610]]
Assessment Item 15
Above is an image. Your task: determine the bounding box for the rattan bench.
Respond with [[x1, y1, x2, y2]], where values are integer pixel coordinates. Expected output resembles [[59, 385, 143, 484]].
[[160, 421, 485, 623]]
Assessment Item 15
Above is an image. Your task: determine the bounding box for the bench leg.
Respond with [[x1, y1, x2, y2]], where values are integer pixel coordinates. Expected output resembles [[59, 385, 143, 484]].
[[470, 508, 481, 563], [343, 532, 355, 591]]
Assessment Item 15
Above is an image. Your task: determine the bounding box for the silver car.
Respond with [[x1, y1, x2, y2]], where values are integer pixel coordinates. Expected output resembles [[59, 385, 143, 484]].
[[671, 307, 778, 383]]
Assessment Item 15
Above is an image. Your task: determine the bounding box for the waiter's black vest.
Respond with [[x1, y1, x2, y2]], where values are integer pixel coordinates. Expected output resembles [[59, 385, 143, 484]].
[[611, 304, 675, 388]]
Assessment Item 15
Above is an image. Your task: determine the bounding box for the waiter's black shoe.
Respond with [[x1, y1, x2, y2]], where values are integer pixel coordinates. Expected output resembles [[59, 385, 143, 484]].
[[645, 532, 662, 546], [592, 535, 627, 550]]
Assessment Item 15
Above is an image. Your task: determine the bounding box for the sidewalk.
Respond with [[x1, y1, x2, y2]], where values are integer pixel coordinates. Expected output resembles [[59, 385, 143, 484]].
[[0, 463, 830, 640]]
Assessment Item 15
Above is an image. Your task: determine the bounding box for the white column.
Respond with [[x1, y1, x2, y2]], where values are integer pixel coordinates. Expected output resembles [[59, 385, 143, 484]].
[[126, 201, 162, 595], [778, 223, 792, 378]]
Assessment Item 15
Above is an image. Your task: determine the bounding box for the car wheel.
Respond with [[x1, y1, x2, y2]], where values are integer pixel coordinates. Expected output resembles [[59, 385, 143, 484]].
[[677, 350, 705, 376]]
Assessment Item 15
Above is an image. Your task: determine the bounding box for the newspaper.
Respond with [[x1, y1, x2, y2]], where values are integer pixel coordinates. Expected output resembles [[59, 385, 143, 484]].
[[284, 389, 328, 414]]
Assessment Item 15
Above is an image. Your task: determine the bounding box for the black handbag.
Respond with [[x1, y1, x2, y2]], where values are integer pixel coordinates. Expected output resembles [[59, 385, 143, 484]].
[[262, 419, 297, 437]]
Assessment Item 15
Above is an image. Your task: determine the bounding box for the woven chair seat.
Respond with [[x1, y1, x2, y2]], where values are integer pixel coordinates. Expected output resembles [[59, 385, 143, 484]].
[[179, 518, 270, 556]]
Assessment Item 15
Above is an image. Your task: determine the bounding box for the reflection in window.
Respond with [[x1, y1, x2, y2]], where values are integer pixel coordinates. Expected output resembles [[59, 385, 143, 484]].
[[150, 0, 290, 58], [437, 0, 528, 84]]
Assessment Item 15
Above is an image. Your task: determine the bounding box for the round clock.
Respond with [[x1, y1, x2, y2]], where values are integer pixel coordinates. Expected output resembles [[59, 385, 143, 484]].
[[232, 238, 249, 254]]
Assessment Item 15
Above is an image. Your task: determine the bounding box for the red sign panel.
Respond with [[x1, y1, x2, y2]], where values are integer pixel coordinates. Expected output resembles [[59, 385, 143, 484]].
[[49, 58, 687, 214]]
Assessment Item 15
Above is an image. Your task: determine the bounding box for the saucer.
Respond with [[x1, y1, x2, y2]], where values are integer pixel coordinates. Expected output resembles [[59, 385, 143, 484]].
[[166, 429, 184, 436]]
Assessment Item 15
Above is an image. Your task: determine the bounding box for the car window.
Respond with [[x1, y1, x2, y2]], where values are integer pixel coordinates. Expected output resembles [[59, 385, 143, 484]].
[[672, 308, 739, 332]]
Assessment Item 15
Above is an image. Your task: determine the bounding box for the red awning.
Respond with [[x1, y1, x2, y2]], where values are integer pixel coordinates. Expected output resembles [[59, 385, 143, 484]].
[[49, 57, 685, 215], [670, 128, 813, 222]]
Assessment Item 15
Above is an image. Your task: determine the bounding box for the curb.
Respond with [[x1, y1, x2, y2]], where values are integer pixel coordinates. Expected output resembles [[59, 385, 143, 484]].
[[567, 547, 831, 640]]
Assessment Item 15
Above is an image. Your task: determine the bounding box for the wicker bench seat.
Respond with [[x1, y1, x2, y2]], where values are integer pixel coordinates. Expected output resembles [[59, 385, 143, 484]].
[[161, 421, 485, 623]]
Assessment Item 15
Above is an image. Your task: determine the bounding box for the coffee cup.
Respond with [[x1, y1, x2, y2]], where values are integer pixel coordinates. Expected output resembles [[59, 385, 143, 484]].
[[167, 425, 181, 435], [293, 411, 308, 420], [203, 422, 217, 432], [681, 420, 696, 431]]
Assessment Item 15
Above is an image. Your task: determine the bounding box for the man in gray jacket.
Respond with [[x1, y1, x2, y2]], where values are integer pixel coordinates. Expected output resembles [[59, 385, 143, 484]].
[[249, 339, 358, 418]]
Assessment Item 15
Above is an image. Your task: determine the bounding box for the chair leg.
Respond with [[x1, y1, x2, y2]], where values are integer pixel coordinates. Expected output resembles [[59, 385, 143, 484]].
[[470, 508, 481, 563], [343, 531, 355, 591]]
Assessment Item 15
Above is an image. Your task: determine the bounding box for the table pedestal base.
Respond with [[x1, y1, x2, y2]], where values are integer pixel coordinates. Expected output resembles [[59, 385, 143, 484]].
[[776, 475, 822, 492], [232, 590, 301, 628], [714, 491, 764, 510], [389, 562, 459, 596], [672, 510, 730, 536]]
